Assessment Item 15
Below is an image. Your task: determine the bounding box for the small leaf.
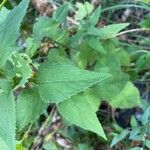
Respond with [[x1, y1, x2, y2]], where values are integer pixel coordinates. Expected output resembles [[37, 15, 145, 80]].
[[37, 62, 110, 103], [58, 93, 107, 140], [130, 116, 138, 128], [110, 130, 130, 148], [26, 38, 39, 58], [75, 2, 94, 21], [0, 0, 29, 68], [12, 53, 32, 88], [141, 106, 150, 125], [0, 80, 16, 150], [87, 37, 106, 54], [16, 87, 47, 131], [110, 82, 141, 108], [53, 3, 69, 23], [88, 5, 101, 26]]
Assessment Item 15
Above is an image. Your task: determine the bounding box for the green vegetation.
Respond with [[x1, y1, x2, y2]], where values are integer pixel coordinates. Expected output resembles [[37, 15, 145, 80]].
[[0, 0, 149, 149]]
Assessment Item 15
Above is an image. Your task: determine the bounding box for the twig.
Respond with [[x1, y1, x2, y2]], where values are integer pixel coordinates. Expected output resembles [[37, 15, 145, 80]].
[[31, 106, 56, 149], [112, 28, 150, 38], [0, 0, 8, 10]]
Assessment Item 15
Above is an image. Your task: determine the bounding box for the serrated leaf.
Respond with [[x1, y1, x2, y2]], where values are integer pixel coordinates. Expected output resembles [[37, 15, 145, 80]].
[[37, 62, 110, 103], [88, 5, 101, 26], [0, 7, 10, 24], [0, 80, 15, 150], [11, 54, 32, 88], [93, 67, 129, 100], [16, 87, 47, 131], [88, 23, 129, 39], [0, 0, 29, 68], [110, 130, 130, 148], [58, 93, 107, 140], [110, 82, 141, 108], [53, 3, 69, 23]]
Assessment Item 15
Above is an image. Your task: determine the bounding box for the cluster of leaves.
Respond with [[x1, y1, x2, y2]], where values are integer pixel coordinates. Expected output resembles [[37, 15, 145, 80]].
[[0, 0, 149, 149], [111, 102, 150, 150]]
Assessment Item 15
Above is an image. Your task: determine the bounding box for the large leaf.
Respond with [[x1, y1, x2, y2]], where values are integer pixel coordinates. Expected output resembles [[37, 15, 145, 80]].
[[0, 80, 15, 150], [37, 62, 110, 103], [0, 0, 29, 68], [93, 67, 129, 100], [16, 87, 48, 131], [109, 82, 141, 108], [58, 93, 107, 140], [88, 23, 129, 39]]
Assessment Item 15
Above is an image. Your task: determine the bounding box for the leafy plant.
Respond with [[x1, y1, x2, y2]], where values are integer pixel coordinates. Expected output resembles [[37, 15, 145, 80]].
[[111, 102, 150, 149], [0, 0, 145, 149]]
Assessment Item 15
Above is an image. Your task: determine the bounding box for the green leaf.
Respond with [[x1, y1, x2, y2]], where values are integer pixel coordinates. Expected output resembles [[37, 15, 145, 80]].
[[145, 140, 150, 149], [95, 52, 121, 69], [11, 54, 32, 88], [0, 137, 8, 150], [75, 2, 94, 21], [26, 38, 39, 58], [33, 17, 68, 45], [109, 82, 141, 108], [117, 49, 130, 66], [0, 0, 29, 68], [37, 62, 110, 103], [47, 48, 68, 63], [16, 87, 47, 131], [130, 116, 138, 128], [88, 5, 101, 26], [0, 80, 16, 150], [88, 23, 129, 39], [141, 106, 150, 125], [110, 130, 130, 148], [58, 93, 107, 140], [53, 3, 69, 23], [87, 37, 106, 54], [0, 7, 10, 24], [129, 127, 143, 141], [129, 147, 142, 150], [93, 68, 129, 100]]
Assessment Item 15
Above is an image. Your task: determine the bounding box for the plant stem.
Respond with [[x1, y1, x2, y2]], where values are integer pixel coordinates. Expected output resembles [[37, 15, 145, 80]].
[[113, 28, 150, 37], [101, 4, 150, 13], [0, 0, 8, 10]]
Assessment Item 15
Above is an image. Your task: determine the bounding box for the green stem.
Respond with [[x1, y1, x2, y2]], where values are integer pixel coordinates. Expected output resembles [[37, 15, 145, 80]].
[[0, 0, 8, 10], [101, 4, 150, 13]]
